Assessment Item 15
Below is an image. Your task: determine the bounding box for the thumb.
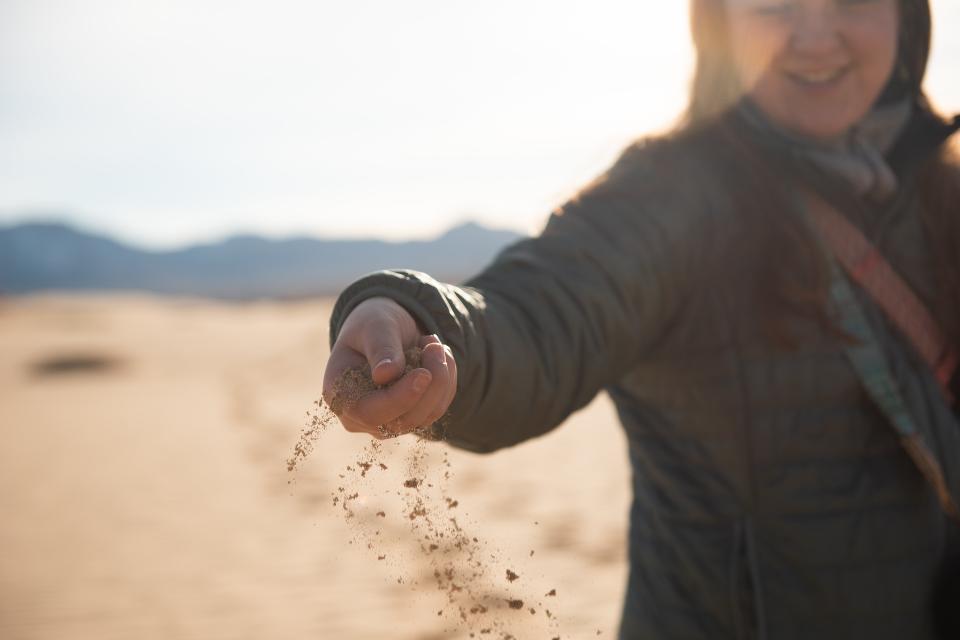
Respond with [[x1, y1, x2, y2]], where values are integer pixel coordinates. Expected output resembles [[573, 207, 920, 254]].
[[361, 326, 407, 386]]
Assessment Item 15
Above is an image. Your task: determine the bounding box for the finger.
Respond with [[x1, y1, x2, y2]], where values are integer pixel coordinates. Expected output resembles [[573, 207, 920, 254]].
[[340, 415, 399, 440], [418, 333, 441, 349], [415, 334, 441, 371], [358, 317, 407, 386], [414, 344, 459, 427], [342, 367, 432, 428], [322, 345, 368, 407], [337, 413, 380, 436], [423, 345, 457, 427], [391, 342, 450, 430], [438, 344, 458, 418]]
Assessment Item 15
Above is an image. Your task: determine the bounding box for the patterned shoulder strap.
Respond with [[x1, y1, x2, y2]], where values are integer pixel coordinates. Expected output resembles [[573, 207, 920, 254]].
[[805, 195, 956, 403], [799, 196, 959, 520]]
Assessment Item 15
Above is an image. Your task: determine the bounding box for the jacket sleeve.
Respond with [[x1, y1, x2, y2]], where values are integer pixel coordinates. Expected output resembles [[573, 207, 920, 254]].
[[329, 143, 709, 453]]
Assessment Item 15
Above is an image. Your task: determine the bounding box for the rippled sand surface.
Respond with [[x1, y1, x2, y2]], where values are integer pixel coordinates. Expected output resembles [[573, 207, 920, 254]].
[[0, 294, 630, 639]]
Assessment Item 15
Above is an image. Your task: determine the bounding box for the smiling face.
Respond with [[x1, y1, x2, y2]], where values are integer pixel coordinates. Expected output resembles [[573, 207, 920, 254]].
[[726, 0, 899, 140]]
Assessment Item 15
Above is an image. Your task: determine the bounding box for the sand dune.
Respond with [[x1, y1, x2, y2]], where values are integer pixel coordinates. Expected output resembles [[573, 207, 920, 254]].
[[0, 295, 631, 639]]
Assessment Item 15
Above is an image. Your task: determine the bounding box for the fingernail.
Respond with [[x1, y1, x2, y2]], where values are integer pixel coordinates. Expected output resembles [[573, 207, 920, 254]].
[[413, 371, 431, 393], [375, 357, 393, 369]]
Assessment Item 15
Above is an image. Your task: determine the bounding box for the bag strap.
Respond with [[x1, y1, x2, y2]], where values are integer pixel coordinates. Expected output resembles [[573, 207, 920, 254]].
[[799, 196, 959, 519], [822, 257, 958, 519], [805, 195, 957, 403]]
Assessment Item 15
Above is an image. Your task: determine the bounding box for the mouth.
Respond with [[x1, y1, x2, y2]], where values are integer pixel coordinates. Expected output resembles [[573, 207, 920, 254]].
[[784, 66, 850, 88]]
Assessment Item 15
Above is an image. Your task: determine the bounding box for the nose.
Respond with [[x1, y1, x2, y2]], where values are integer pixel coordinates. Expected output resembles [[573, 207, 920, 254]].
[[789, 6, 843, 56]]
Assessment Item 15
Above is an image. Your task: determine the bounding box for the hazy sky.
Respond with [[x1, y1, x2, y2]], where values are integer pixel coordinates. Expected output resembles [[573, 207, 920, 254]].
[[1, 1, 958, 248]]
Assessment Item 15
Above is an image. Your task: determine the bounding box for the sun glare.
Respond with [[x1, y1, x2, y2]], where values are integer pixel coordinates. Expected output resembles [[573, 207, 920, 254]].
[[0, 1, 957, 245]]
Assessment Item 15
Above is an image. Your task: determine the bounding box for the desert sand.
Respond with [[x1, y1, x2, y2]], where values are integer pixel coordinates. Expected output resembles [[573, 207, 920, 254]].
[[0, 294, 631, 639]]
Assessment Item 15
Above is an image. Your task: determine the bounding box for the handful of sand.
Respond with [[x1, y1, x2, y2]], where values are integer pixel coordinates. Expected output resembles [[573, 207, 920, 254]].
[[287, 347, 445, 473]]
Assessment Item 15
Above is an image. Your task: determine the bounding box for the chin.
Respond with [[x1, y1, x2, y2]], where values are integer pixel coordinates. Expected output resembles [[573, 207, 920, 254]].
[[777, 106, 865, 142], [788, 119, 854, 142], [754, 88, 871, 142]]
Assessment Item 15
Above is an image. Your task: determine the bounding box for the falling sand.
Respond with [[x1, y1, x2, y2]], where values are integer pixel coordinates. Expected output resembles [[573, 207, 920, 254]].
[[287, 347, 563, 639], [286, 348, 436, 474]]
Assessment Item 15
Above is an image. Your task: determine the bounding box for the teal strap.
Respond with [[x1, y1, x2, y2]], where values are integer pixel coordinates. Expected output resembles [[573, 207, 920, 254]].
[[825, 260, 918, 438], [799, 195, 958, 518], [792, 194, 918, 437]]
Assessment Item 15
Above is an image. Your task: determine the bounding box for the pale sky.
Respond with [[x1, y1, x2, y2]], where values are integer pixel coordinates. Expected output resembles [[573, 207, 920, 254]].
[[1, 1, 958, 249]]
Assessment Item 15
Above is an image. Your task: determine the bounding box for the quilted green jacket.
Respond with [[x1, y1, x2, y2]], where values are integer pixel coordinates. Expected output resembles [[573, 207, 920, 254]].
[[330, 106, 960, 638]]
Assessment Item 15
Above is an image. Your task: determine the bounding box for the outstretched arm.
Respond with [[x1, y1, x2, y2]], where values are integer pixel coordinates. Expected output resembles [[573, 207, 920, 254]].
[[327, 143, 708, 451]]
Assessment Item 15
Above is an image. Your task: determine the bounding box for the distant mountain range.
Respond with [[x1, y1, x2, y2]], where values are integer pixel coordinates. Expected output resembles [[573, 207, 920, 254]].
[[0, 221, 526, 299]]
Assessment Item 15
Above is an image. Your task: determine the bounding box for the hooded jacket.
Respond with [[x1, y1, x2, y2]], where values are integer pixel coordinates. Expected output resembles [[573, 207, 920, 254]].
[[329, 2, 960, 637]]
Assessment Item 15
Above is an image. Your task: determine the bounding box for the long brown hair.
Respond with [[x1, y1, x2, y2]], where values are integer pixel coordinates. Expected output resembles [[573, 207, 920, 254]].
[[917, 136, 960, 348], [679, 0, 960, 348]]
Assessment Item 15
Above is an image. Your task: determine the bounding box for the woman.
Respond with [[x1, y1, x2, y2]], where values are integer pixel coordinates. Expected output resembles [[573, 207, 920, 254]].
[[323, 0, 960, 637]]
